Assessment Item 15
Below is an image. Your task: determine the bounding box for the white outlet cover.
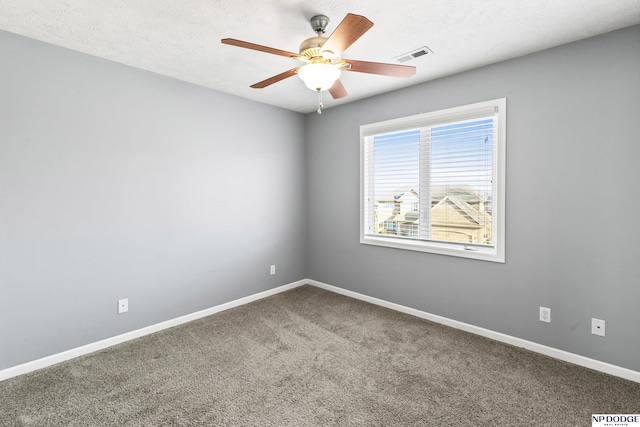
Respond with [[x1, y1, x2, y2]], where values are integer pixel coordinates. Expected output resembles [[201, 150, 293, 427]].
[[270, 265, 275, 275], [539, 306, 551, 323], [118, 298, 128, 314], [592, 318, 605, 337]]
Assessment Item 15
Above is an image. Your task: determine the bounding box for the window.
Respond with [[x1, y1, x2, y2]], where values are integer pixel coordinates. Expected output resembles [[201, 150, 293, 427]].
[[383, 220, 397, 233], [360, 98, 506, 263]]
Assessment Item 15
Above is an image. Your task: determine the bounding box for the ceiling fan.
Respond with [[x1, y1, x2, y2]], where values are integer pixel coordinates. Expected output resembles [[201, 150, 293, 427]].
[[221, 13, 416, 113]]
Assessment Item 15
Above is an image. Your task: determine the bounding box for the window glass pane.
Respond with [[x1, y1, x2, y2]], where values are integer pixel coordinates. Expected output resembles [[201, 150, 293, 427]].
[[369, 120, 494, 245], [430, 119, 494, 246], [372, 130, 420, 236]]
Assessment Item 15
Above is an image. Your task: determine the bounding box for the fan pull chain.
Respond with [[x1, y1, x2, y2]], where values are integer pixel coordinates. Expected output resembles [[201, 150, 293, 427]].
[[317, 90, 323, 114]]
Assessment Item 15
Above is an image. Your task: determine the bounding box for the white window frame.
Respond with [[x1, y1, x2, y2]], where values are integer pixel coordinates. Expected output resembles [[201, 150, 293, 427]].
[[360, 98, 506, 263]]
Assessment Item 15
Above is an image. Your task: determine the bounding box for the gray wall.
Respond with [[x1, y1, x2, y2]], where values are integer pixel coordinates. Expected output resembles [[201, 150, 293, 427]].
[[306, 25, 640, 372], [0, 30, 307, 370]]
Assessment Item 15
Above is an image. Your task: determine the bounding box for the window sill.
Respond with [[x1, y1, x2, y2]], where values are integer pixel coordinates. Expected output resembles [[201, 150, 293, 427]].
[[360, 235, 505, 263]]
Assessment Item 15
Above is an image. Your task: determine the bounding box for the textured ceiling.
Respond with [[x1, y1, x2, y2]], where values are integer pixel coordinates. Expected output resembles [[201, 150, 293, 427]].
[[1, 0, 639, 113]]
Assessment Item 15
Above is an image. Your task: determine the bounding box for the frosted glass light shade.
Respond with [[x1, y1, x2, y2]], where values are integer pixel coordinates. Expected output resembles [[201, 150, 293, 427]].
[[298, 63, 340, 91]]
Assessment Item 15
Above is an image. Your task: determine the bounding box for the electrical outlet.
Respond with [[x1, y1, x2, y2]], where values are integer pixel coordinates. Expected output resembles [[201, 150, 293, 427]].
[[118, 298, 128, 314], [539, 307, 551, 323], [592, 318, 605, 337], [270, 265, 276, 275]]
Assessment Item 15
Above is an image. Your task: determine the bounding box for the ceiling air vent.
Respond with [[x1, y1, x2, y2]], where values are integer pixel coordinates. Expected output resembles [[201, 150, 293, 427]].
[[394, 46, 433, 63]]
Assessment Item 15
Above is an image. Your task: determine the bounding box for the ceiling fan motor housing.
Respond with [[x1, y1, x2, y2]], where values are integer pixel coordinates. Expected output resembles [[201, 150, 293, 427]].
[[301, 15, 333, 60], [299, 36, 329, 59]]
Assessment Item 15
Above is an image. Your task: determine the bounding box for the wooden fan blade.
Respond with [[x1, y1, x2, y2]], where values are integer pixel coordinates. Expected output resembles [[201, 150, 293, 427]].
[[321, 13, 373, 56], [344, 59, 416, 78], [221, 38, 298, 59], [250, 68, 299, 89], [329, 79, 348, 99]]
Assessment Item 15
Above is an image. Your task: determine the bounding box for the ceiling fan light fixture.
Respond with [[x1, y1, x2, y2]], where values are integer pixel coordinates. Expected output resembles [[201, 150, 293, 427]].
[[298, 63, 341, 92], [222, 12, 416, 111]]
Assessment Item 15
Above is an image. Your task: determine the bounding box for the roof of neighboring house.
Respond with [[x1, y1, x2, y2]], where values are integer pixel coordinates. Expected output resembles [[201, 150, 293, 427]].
[[433, 195, 492, 225], [383, 210, 420, 222], [430, 186, 489, 203], [395, 189, 419, 200], [377, 187, 488, 203], [378, 187, 491, 226]]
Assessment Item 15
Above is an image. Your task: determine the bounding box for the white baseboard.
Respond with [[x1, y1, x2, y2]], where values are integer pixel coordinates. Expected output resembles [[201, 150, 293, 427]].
[[3, 278, 639, 384], [0, 280, 307, 382], [308, 279, 640, 384]]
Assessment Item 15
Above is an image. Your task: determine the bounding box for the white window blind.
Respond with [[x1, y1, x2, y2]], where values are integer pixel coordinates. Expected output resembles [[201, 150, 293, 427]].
[[360, 98, 506, 262]]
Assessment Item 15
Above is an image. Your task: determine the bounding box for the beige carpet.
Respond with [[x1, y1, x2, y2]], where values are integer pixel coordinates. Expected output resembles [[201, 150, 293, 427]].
[[1, 285, 639, 426]]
